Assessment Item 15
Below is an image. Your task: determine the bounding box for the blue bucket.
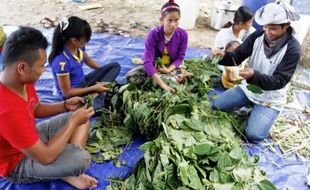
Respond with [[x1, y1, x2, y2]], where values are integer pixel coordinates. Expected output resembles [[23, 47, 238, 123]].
[[242, 0, 275, 29]]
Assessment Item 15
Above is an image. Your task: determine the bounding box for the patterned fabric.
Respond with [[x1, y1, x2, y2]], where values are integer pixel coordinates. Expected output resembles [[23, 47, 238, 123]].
[[161, 47, 171, 65], [0, 26, 6, 52]]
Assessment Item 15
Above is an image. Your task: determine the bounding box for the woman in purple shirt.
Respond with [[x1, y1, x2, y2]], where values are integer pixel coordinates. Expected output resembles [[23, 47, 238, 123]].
[[144, 0, 192, 92]]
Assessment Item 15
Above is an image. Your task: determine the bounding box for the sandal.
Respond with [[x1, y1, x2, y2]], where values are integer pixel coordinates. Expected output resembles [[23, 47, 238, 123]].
[[104, 83, 123, 110], [40, 17, 56, 29]]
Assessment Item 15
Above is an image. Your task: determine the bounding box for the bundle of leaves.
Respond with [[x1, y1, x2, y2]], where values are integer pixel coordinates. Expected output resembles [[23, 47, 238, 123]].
[[108, 101, 275, 189], [86, 58, 276, 189], [86, 123, 133, 163], [118, 57, 221, 139]]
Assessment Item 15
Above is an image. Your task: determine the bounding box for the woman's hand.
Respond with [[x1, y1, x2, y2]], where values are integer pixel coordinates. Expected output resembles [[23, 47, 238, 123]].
[[65, 97, 85, 111], [152, 73, 175, 93], [162, 84, 175, 93], [91, 83, 110, 93], [181, 69, 194, 77], [158, 66, 170, 74], [158, 65, 176, 74]]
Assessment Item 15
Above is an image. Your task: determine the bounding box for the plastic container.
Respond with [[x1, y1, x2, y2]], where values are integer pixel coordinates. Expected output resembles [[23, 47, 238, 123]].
[[175, 0, 199, 30], [291, 14, 310, 44], [291, 0, 310, 14], [209, 2, 239, 30], [242, 0, 275, 29]]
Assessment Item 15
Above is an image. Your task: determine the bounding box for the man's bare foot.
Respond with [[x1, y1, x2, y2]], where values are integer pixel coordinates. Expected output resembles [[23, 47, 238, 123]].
[[63, 174, 98, 189]]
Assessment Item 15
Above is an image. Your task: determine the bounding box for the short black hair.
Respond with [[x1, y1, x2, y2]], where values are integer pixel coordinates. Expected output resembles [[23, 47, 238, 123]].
[[2, 26, 48, 68], [225, 40, 240, 51]]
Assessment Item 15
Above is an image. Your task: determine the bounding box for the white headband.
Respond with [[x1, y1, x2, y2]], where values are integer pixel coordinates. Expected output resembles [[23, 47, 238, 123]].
[[60, 17, 69, 32], [161, 5, 180, 14]]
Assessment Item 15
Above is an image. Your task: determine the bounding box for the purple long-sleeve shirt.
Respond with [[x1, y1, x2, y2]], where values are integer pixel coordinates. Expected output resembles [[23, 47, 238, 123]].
[[143, 25, 188, 76]]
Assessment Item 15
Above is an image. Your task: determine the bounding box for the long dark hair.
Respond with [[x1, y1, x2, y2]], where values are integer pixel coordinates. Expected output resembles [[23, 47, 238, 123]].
[[48, 16, 91, 64], [223, 6, 253, 28]]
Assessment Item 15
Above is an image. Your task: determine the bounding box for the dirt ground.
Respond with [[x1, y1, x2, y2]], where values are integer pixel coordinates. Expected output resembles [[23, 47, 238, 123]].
[[0, 0, 309, 66], [0, 0, 243, 48]]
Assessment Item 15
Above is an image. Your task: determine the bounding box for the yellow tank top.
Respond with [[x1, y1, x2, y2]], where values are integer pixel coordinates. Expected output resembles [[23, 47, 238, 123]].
[[161, 47, 171, 65]]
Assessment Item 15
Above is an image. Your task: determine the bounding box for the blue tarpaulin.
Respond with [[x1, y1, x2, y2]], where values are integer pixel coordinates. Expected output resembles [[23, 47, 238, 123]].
[[0, 27, 309, 190]]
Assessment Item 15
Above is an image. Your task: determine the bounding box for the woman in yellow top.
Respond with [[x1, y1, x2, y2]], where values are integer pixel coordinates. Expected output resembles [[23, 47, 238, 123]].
[[221, 40, 246, 89]]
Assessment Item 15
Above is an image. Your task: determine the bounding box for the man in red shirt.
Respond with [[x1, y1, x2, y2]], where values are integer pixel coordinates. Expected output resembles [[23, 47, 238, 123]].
[[0, 27, 97, 189]]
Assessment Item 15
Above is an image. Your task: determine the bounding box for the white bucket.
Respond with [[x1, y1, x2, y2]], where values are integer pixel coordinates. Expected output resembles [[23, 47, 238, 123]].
[[291, 14, 310, 44], [209, 2, 238, 30], [175, 0, 199, 30]]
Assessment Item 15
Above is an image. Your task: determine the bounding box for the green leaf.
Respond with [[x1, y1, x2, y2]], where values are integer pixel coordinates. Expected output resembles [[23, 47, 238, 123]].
[[114, 159, 121, 168], [86, 146, 99, 154], [229, 147, 244, 160], [257, 179, 277, 190], [194, 163, 207, 178], [213, 183, 235, 190], [139, 142, 155, 152], [159, 153, 169, 167], [219, 171, 234, 183], [234, 79, 243, 84], [178, 187, 190, 190], [204, 126, 221, 137], [232, 182, 244, 190], [96, 130, 103, 141], [183, 119, 204, 131], [188, 165, 204, 190], [194, 143, 212, 156], [152, 161, 163, 179], [212, 55, 222, 65], [183, 147, 197, 160], [217, 153, 232, 168], [165, 104, 192, 121], [208, 155, 220, 162], [209, 168, 220, 183], [179, 161, 190, 186], [155, 57, 163, 68], [246, 84, 263, 94], [232, 167, 253, 182]]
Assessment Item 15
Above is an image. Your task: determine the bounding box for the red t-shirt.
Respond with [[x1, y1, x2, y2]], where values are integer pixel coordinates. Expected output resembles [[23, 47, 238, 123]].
[[0, 83, 39, 176]]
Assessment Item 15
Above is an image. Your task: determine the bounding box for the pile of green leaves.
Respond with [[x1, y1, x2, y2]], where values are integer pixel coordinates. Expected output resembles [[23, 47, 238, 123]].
[[86, 57, 276, 189], [86, 122, 133, 163], [107, 100, 275, 189]]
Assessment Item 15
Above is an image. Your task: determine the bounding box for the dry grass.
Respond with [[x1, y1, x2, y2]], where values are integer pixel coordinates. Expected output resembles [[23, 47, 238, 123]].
[[270, 113, 310, 159]]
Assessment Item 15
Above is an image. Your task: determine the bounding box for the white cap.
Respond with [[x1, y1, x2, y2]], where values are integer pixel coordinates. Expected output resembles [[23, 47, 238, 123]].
[[255, 1, 300, 25]]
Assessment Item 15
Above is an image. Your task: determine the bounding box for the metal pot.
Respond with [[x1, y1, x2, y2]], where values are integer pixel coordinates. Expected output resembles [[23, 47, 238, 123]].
[[209, 2, 238, 30]]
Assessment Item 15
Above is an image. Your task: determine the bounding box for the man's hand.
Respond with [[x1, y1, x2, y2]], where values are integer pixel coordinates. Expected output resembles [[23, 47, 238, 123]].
[[239, 68, 254, 79], [70, 107, 94, 126], [65, 97, 85, 111], [212, 48, 225, 59]]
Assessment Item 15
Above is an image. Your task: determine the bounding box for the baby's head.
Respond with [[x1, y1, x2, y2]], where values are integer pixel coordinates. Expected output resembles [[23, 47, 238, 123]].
[[225, 41, 240, 52]]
